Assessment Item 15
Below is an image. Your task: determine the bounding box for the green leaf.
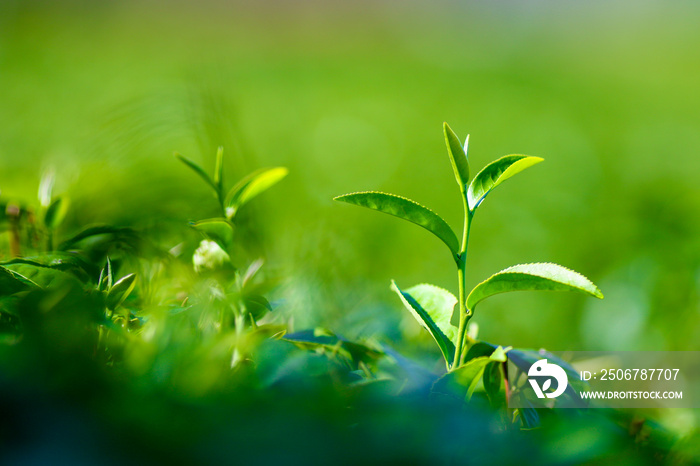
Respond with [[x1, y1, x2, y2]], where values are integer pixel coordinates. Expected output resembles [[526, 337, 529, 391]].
[[244, 294, 273, 320], [467, 155, 543, 211], [283, 328, 383, 369], [175, 153, 217, 192], [1, 253, 93, 283], [214, 146, 224, 195], [467, 262, 604, 311], [2, 263, 79, 289], [334, 192, 459, 257], [107, 273, 136, 310], [192, 218, 234, 249], [44, 196, 70, 230], [483, 361, 504, 406], [432, 356, 486, 400], [403, 283, 459, 343], [0, 265, 37, 295], [224, 167, 288, 217], [433, 346, 508, 401], [391, 281, 456, 368], [58, 225, 139, 251], [443, 122, 470, 188]]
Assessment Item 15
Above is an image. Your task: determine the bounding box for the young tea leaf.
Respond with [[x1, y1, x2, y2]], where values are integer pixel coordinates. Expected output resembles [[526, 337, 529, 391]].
[[192, 218, 234, 249], [225, 167, 288, 218], [44, 197, 70, 230], [443, 122, 470, 189], [391, 281, 456, 369], [107, 273, 137, 310], [175, 153, 217, 193], [467, 262, 603, 311], [467, 155, 543, 211], [334, 192, 459, 257], [214, 146, 224, 195]]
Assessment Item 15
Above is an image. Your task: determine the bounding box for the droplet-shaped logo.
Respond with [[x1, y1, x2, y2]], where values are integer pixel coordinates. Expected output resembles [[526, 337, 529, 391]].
[[528, 359, 568, 399]]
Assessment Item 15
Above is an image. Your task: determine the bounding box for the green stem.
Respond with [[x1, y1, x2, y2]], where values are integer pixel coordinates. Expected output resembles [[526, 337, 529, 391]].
[[452, 192, 473, 369]]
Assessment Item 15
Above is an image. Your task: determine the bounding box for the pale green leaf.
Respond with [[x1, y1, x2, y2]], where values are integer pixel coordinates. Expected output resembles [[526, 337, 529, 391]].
[[334, 192, 459, 257], [467, 262, 604, 310], [467, 155, 543, 211], [391, 280, 456, 368], [44, 197, 70, 230], [443, 122, 470, 188]]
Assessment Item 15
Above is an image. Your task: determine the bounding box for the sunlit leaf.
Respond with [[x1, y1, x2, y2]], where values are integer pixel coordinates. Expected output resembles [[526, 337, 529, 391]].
[[334, 192, 459, 257], [467, 155, 543, 210], [391, 281, 456, 368], [225, 167, 288, 217], [443, 122, 470, 188], [192, 218, 234, 249], [107, 273, 136, 309], [467, 262, 603, 311]]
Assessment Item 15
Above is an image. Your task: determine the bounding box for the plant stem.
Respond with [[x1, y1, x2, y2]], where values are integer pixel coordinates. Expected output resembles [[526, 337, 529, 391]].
[[452, 192, 472, 369]]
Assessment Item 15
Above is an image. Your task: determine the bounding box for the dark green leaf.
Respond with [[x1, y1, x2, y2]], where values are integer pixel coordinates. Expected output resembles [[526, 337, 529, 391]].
[[0, 265, 37, 295], [1, 253, 93, 283], [244, 294, 273, 320], [284, 328, 383, 369], [467, 262, 603, 311], [467, 155, 543, 210], [483, 361, 504, 406], [175, 153, 217, 192], [391, 281, 456, 369], [334, 192, 459, 257], [443, 122, 470, 188], [192, 218, 234, 249]]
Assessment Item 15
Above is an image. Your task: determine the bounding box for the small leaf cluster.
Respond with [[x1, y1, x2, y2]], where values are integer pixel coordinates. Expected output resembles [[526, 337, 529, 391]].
[[335, 123, 603, 422]]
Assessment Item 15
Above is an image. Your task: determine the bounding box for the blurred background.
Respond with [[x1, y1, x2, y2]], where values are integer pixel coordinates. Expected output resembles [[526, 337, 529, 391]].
[[1, 0, 699, 356]]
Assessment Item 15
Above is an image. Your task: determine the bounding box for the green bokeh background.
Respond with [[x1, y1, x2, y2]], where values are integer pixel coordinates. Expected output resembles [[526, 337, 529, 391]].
[[1, 0, 699, 356]]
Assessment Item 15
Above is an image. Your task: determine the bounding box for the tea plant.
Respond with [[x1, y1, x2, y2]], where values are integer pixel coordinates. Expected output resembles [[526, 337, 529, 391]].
[[335, 123, 603, 399], [175, 148, 288, 366]]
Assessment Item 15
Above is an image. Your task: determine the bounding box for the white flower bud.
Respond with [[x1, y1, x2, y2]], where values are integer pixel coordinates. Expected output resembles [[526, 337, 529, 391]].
[[193, 239, 230, 273]]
